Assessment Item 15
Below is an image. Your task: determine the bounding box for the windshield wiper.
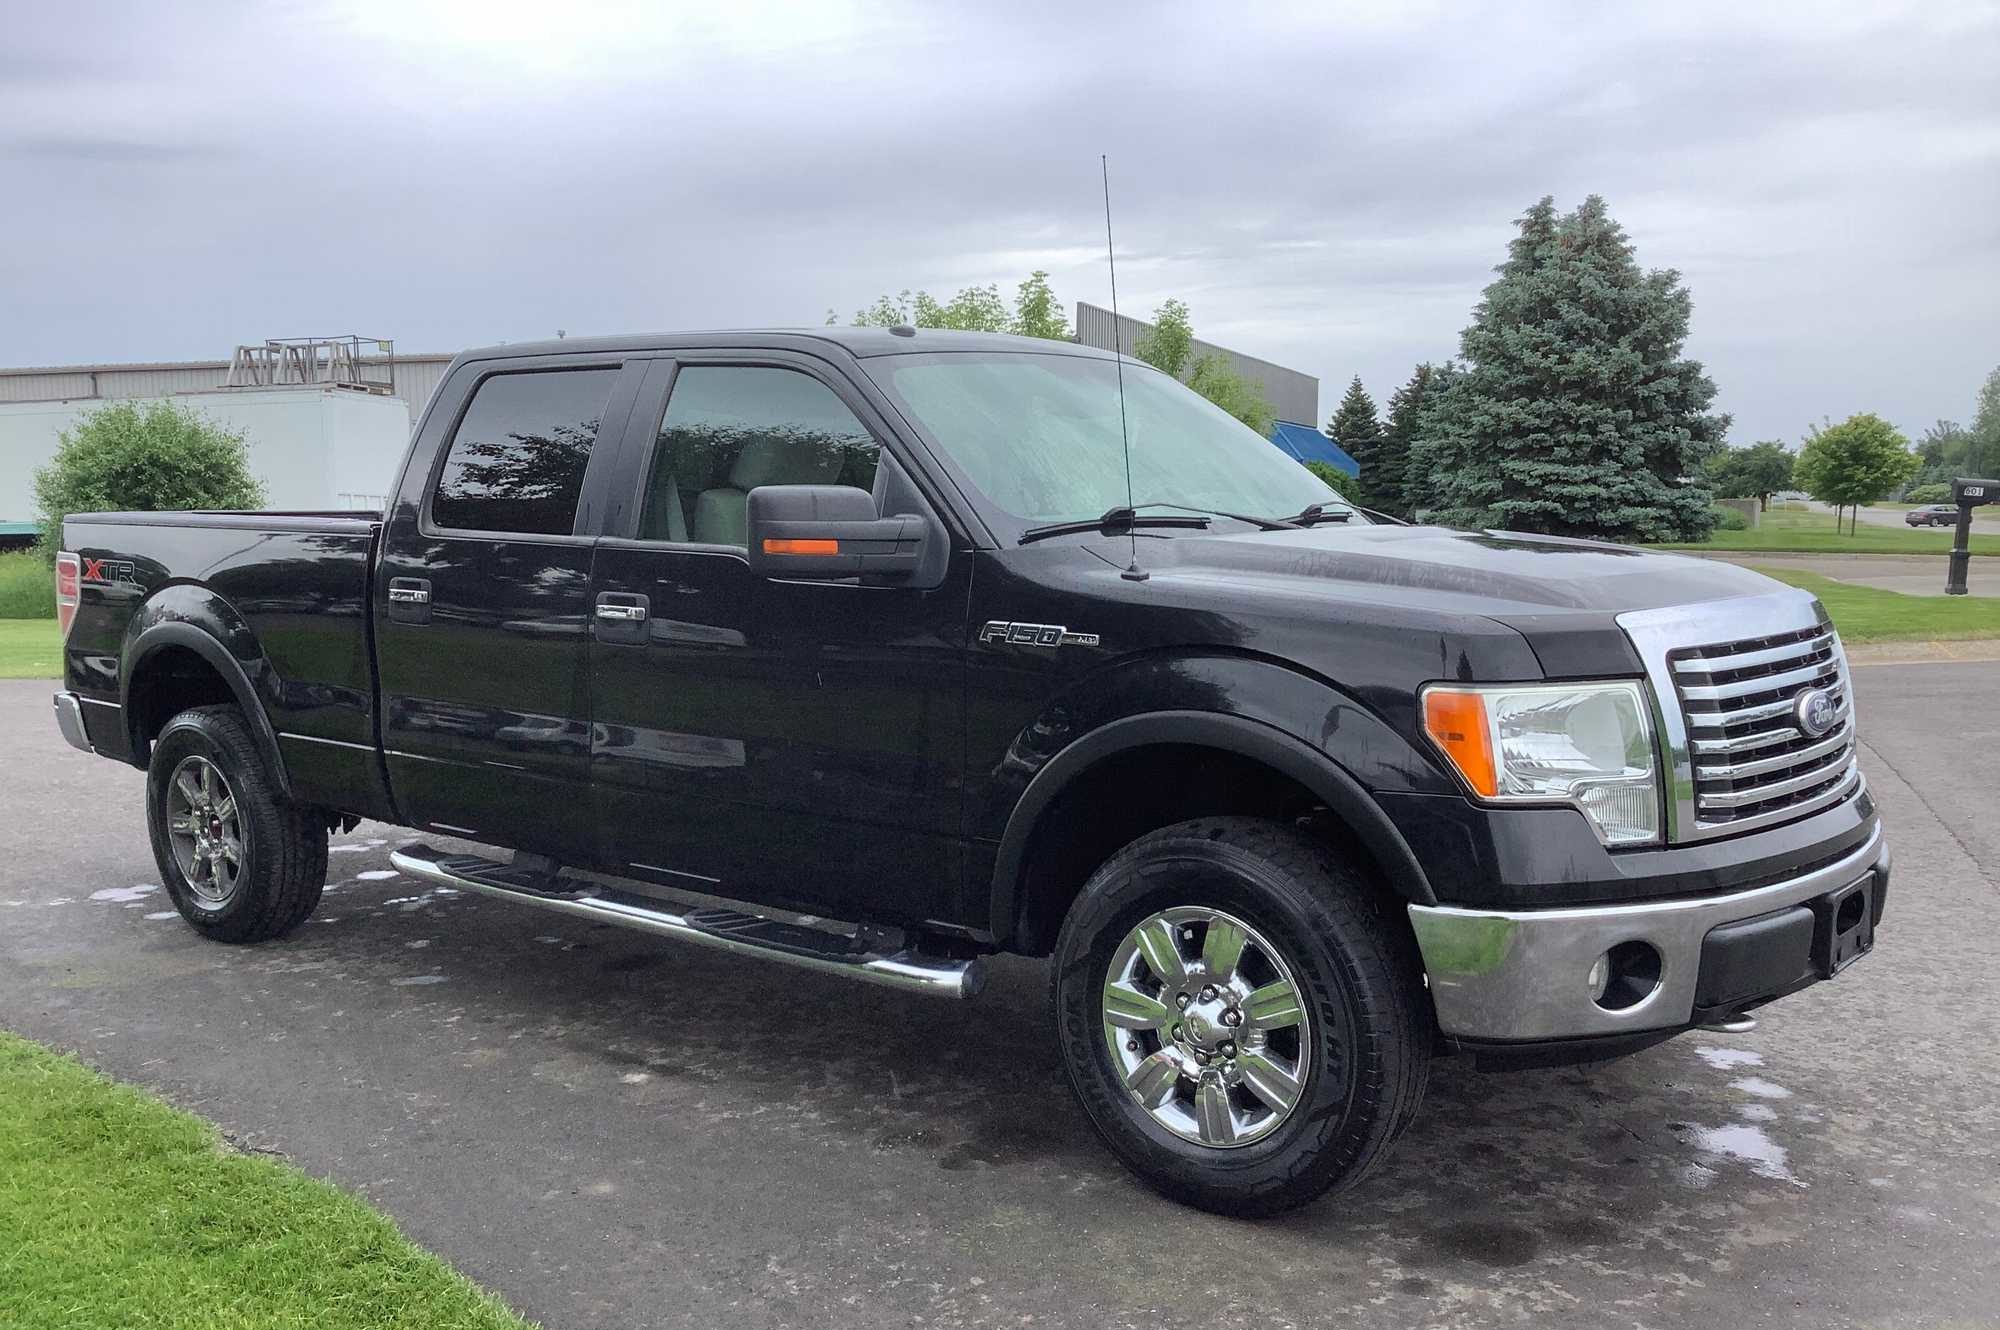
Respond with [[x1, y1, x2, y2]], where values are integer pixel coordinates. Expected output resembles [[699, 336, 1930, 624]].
[[1017, 506, 1210, 545], [1132, 501, 1302, 531], [1283, 502, 1355, 526]]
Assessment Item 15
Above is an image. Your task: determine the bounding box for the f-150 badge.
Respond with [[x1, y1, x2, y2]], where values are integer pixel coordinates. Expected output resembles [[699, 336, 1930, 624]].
[[979, 621, 1100, 649]]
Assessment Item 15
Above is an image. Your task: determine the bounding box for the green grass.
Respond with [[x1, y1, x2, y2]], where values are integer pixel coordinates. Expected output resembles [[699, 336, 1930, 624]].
[[0, 549, 55, 618], [1653, 507, 2000, 556], [1751, 567, 2000, 643], [0, 1031, 537, 1330], [0, 620, 62, 678]]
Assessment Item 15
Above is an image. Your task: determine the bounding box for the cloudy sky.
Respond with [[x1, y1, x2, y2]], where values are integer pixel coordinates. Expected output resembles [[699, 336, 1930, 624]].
[[5, 1, 1997, 445]]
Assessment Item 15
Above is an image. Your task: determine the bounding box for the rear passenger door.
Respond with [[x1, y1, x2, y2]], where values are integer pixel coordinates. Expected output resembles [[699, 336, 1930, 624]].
[[375, 357, 640, 858], [587, 353, 973, 927]]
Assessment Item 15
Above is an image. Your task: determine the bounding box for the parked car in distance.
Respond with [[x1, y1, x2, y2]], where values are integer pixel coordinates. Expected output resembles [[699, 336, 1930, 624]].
[[1905, 504, 1958, 526], [51, 327, 1889, 1217]]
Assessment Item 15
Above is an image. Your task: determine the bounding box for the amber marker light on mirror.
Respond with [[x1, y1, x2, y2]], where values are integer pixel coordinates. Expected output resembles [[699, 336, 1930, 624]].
[[762, 538, 839, 556], [1421, 687, 1498, 797]]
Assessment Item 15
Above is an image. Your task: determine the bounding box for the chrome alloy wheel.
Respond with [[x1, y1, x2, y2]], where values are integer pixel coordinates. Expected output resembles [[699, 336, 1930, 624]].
[[1102, 906, 1311, 1148], [166, 755, 243, 906]]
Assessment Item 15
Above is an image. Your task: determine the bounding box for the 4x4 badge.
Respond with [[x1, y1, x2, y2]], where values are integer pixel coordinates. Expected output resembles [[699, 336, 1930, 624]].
[[979, 621, 1100, 649]]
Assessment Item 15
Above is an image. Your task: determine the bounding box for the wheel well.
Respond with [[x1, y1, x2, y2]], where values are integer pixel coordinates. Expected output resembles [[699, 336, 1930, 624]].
[[1008, 743, 1401, 956], [128, 645, 238, 753]]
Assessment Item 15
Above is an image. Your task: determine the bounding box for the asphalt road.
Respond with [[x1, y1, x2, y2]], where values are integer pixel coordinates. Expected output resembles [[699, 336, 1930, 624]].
[[1802, 499, 1998, 532], [4, 667, 1998, 1330]]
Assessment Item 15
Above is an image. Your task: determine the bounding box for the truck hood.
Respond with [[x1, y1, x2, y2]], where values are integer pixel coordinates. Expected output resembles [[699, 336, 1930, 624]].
[[1123, 522, 1783, 616]]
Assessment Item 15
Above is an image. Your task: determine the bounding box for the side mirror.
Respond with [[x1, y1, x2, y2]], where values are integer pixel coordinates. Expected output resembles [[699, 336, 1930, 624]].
[[745, 484, 929, 583]]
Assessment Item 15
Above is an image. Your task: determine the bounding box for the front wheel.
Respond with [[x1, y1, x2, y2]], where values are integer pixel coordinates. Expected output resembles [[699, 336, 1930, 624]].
[[147, 706, 327, 942], [1051, 817, 1431, 1217]]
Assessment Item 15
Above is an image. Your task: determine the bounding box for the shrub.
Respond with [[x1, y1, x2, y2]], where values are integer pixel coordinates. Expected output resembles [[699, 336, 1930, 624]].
[[1709, 504, 1751, 532], [32, 401, 265, 562], [1305, 461, 1358, 499], [0, 550, 55, 618], [1904, 483, 1952, 505]]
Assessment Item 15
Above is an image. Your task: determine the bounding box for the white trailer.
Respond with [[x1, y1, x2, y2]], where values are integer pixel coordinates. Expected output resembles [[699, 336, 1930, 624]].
[[1, 385, 411, 522]]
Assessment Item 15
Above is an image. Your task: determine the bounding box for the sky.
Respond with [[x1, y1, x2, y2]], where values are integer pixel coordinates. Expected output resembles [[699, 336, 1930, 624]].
[[4, 0, 1997, 447]]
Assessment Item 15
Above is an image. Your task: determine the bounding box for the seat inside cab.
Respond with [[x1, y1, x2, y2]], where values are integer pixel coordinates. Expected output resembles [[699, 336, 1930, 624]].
[[639, 365, 879, 546]]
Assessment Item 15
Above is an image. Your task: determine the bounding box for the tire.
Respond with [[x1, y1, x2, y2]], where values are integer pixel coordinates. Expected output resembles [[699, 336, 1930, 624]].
[[146, 705, 327, 942], [1050, 816, 1431, 1217]]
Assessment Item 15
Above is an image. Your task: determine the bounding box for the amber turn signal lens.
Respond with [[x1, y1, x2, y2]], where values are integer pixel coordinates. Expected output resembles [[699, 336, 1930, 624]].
[[1422, 688, 1498, 797], [761, 538, 839, 556]]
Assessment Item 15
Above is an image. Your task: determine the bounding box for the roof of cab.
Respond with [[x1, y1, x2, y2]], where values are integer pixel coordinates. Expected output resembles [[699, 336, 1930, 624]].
[[455, 326, 1123, 364]]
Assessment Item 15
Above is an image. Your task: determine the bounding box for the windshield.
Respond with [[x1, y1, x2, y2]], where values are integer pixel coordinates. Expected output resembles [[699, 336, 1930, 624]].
[[864, 351, 1354, 538]]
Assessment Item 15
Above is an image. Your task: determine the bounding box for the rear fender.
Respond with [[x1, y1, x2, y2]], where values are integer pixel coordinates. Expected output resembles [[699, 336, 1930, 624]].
[[120, 587, 293, 799]]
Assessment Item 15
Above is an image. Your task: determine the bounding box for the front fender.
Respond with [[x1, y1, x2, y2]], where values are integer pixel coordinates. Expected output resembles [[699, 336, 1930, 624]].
[[983, 652, 1451, 939]]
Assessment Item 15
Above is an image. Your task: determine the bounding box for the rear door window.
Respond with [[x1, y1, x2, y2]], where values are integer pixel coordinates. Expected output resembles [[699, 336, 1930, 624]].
[[431, 368, 619, 535]]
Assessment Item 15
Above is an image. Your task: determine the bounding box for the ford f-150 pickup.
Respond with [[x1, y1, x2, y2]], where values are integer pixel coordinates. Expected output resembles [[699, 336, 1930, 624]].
[[52, 327, 1888, 1215]]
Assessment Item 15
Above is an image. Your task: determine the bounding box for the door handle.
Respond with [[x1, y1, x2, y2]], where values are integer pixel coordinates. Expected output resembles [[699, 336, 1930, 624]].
[[593, 592, 651, 644], [595, 603, 648, 623], [387, 577, 432, 624]]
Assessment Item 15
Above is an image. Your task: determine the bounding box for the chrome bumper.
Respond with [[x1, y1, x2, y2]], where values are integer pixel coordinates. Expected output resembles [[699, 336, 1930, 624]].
[[1408, 822, 1887, 1042], [53, 691, 93, 754]]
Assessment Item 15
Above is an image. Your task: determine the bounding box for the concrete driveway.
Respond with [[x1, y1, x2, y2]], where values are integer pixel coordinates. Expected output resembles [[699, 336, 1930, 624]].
[[3, 668, 1998, 1330]]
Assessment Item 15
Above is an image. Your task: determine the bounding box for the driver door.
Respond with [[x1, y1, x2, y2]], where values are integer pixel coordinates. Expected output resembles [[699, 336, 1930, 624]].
[[587, 353, 974, 928]]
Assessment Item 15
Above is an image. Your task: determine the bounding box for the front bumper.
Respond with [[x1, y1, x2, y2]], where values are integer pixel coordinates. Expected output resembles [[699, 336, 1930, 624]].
[[1408, 821, 1887, 1043], [53, 691, 93, 754]]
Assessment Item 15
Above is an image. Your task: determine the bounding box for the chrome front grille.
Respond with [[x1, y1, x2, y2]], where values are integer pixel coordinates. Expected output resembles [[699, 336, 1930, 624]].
[[1618, 590, 1864, 844], [1670, 624, 1858, 832]]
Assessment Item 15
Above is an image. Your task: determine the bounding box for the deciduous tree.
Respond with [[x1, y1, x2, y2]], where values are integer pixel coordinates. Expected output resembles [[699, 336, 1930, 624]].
[[841, 274, 1068, 339], [1133, 299, 1194, 377], [33, 401, 265, 561], [1793, 414, 1919, 535], [1705, 440, 1794, 510], [1187, 353, 1275, 436]]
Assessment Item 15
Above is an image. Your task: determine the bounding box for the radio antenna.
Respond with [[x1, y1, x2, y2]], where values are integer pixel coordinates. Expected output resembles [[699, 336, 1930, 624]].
[[1102, 154, 1146, 581]]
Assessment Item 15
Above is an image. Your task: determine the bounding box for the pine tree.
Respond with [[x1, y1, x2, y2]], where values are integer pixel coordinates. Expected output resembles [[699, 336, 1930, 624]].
[[1327, 377, 1384, 508], [1377, 363, 1442, 518], [1416, 196, 1727, 542]]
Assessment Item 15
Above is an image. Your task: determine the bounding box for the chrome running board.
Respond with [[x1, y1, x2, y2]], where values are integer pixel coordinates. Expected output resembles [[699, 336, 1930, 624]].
[[389, 844, 985, 1000]]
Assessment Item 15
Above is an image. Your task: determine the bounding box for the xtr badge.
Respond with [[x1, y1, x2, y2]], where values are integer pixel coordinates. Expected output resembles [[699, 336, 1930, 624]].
[[979, 621, 1100, 649]]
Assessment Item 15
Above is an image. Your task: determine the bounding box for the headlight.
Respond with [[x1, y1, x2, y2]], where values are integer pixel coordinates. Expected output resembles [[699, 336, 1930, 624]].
[[1420, 681, 1661, 847]]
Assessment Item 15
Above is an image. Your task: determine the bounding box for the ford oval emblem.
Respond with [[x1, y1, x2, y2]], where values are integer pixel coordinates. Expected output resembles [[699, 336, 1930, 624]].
[[1794, 687, 1838, 738]]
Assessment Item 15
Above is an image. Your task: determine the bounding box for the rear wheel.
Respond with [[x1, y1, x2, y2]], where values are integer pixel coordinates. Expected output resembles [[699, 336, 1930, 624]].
[[147, 706, 327, 941], [1051, 816, 1431, 1217]]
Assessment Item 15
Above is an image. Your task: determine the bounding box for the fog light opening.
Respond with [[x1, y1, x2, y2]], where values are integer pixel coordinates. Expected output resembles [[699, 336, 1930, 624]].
[[1591, 941, 1662, 1012]]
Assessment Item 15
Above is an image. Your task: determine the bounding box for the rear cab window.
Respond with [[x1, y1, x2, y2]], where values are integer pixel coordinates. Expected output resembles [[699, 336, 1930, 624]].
[[431, 368, 620, 535]]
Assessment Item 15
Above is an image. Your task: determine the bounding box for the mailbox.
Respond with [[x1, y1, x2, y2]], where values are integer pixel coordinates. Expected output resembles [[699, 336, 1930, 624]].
[[1946, 476, 1997, 596]]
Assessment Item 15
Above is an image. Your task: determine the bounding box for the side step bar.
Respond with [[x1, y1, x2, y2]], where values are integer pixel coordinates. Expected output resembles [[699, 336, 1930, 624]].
[[388, 844, 985, 1000]]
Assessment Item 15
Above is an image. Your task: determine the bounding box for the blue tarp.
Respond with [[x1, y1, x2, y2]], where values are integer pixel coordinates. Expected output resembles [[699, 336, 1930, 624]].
[[1269, 420, 1359, 476]]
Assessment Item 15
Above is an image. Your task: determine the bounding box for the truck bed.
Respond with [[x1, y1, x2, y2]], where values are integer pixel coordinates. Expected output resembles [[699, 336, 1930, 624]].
[[60, 508, 389, 818]]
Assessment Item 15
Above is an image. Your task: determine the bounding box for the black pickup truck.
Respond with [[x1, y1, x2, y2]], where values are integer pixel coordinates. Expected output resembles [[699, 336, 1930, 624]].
[[53, 328, 1888, 1216]]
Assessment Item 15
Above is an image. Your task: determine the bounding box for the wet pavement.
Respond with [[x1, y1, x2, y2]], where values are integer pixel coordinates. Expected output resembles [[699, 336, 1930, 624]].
[[3, 664, 1997, 1329]]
